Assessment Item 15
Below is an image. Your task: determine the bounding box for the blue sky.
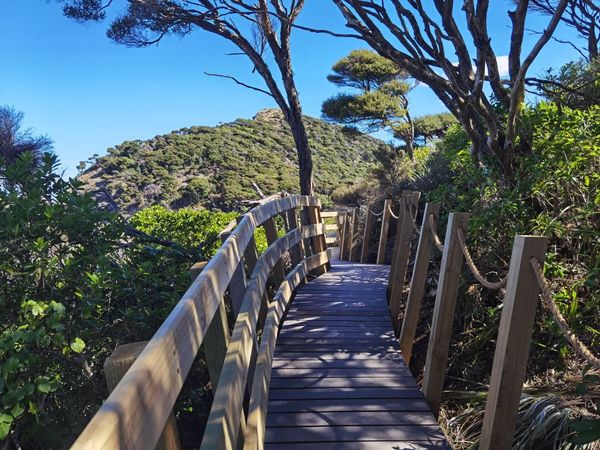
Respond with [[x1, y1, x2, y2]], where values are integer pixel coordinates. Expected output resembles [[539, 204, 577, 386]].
[[0, 1, 583, 176]]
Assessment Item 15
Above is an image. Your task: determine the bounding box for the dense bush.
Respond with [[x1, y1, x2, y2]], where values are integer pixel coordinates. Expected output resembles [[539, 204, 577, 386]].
[[0, 154, 225, 447], [402, 103, 600, 447], [131, 205, 237, 258], [414, 103, 599, 373]]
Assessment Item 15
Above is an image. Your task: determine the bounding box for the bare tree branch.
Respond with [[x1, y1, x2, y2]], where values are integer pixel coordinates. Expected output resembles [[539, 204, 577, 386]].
[[204, 72, 274, 97]]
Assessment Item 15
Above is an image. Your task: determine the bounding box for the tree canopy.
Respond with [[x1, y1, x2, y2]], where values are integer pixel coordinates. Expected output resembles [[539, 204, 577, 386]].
[[331, 0, 569, 178], [60, 0, 316, 195], [322, 49, 417, 157], [0, 106, 52, 166]]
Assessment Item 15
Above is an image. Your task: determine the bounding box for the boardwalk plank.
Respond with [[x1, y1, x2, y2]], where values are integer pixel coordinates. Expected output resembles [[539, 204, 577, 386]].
[[266, 411, 438, 427], [264, 258, 447, 448]]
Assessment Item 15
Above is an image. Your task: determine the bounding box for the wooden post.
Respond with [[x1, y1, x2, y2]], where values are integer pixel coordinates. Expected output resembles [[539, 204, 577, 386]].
[[305, 204, 329, 274], [190, 263, 230, 389], [285, 208, 302, 267], [399, 202, 441, 364], [338, 211, 347, 260], [422, 212, 469, 416], [388, 195, 405, 291], [376, 199, 392, 265], [263, 217, 285, 288], [104, 342, 182, 450], [361, 204, 376, 263], [388, 191, 421, 334], [345, 208, 357, 261], [479, 236, 548, 450], [220, 232, 247, 317]]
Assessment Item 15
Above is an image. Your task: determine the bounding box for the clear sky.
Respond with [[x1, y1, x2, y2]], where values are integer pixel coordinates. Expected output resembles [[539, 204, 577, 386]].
[[0, 1, 583, 177]]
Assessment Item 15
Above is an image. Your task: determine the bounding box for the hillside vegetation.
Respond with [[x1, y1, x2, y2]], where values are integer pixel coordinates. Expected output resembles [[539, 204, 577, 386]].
[[79, 109, 384, 214]]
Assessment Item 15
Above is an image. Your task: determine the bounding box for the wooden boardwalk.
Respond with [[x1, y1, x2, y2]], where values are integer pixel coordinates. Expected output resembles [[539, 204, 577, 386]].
[[265, 257, 449, 449]]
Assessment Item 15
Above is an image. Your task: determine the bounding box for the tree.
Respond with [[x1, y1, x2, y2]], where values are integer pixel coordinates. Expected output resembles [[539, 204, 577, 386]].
[[529, 58, 600, 109], [59, 1, 315, 196], [331, 0, 569, 179], [321, 50, 417, 158], [528, 0, 599, 61], [413, 113, 457, 146], [0, 106, 52, 166]]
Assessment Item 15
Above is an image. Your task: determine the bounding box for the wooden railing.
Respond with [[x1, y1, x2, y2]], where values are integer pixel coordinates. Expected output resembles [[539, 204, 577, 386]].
[[71, 194, 329, 450], [357, 190, 550, 450], [71, 190, 583, 450]]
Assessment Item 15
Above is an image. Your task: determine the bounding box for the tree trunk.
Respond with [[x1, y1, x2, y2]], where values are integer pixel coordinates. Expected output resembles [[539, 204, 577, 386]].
[[405, 110, 415, 161], [287, 108, 314, 196], [589, 22, 598, 61]]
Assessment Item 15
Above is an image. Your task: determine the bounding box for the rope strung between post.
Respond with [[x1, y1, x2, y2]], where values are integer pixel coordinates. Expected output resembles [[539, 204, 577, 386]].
[[407, 203, 421, 234], [429, 214, 445, 252], [456, 227, 507, 290], [387, 203, 400, 220], [530, 257, 600, 369], [369, 208, 384, 217]]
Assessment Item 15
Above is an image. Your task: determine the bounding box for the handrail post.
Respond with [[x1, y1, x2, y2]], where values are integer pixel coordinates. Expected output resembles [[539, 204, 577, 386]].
[[285, 207, 303, 267], [388, 191, 421, 332], [360, 204, 376, 263], [345, 207, 357, 261], [191, 262, 230, 389], [220, 233, 247, 317], [376, 199, 392, 265], [104, 342, 182, 450], [399, 202, 440, 364], [338, 211, 347, 260], [479, 236, 548, 450], [263, 217, 285, 288], [422, 212, 469, 416], [305, 203, 329, 274]]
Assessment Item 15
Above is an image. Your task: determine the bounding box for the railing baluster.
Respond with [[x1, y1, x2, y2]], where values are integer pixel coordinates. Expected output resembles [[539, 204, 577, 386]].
[[104, 342, 182, 450], [338, 211, 347, 260], [263, 217, 285, 288], [376, 199, 392, 265], [422, 212, 469, 416], [285, 207, 303, 267], [346, 207, 357, 261], [479, 236, 548, 450], [305, 204, 329, 274], [220, 233, 247, 317], [399, 202, 440, 364], [360, 204, 376, 263], [388, 191, 421, 332]]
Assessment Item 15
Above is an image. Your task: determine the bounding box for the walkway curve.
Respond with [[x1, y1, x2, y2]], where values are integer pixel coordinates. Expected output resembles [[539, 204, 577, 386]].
[[264, 257, 449, 449]]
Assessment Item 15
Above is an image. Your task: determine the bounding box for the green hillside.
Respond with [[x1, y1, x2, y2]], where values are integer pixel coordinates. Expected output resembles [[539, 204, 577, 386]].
[[79, 109, 386, 213]]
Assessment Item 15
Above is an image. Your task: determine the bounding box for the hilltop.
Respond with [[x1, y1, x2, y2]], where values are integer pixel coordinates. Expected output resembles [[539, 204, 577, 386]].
[[79, 109, 386, 214]]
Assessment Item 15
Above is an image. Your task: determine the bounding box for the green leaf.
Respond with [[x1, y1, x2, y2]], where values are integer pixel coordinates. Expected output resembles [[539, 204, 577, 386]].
[[36, 377, 55, 394], [70, 337, 85, 354], [0, 413, 12, 440], [10, 402, 24, 419]]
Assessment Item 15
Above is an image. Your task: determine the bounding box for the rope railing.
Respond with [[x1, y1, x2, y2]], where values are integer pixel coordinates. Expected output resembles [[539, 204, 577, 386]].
[[369, 208, 384, 217], [407, 203, 421, 234], [456, 227, 507, 290], [429, 214, 445, 252], [387, 203, 400, 219], [530, 257, 600, 369]]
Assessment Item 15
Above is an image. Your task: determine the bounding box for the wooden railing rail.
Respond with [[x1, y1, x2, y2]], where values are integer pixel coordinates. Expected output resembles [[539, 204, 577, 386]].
[[354, 192, 552, 450], [71, 195, 328, 450]]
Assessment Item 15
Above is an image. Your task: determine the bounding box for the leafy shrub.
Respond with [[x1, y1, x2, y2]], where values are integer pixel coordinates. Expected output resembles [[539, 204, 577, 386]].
[[0, 153, 197, 447], [131, 205, 237, 258], [411, 102, 600, 381]]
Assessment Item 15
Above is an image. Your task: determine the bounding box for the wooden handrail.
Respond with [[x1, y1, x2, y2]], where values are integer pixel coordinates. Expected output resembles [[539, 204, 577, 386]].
[[71, 195, 323, 450], [200, 223, 326, 449]]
